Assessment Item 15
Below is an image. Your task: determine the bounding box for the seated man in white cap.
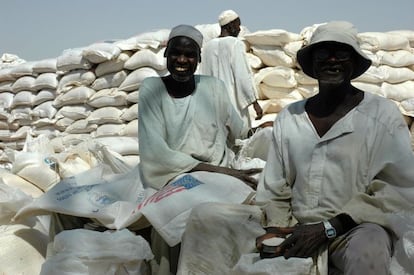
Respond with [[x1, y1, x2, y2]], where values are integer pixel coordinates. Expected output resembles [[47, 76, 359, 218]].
[[139, 24, 262, 191], [200, 10, 263, 128], [176, 21, 414, 275], [139, 24, 269, 274]]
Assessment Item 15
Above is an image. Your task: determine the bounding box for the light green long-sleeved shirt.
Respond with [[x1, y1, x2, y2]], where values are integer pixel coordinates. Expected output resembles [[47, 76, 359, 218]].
[[256, 92, 414, 227]]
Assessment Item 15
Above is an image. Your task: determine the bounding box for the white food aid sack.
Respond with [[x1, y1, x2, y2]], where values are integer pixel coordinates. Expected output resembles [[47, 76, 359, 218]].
[[0, 183, 50, 275], [13, 167, 255, 246], [138, 171, 255, 247], [13, 165, 155, 230]]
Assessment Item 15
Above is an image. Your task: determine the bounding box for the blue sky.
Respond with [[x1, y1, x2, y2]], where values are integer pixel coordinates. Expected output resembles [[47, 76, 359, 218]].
[[0, 0, 413, 61]]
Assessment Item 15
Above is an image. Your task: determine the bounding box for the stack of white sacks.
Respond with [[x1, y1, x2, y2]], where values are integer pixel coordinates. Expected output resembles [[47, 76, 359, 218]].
[[1, 23, 414, 274]]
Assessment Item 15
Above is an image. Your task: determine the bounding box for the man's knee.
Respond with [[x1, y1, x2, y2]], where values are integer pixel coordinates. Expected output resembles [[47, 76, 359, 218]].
[[331, 223, 392, 274], [348, 223, 392, 254]]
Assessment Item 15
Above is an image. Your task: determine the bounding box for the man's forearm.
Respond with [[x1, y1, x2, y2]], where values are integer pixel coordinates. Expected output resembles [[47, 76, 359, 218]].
[[190, 162, 222, 173]]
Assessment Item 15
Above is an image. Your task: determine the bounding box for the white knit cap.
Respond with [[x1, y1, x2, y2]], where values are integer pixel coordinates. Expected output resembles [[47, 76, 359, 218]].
[[218, 10, 239, 26], [168, 24, 203, 49]]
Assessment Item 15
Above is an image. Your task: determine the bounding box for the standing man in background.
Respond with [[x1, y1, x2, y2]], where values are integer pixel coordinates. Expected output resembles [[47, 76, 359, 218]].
[[201, 10, 263, 127]]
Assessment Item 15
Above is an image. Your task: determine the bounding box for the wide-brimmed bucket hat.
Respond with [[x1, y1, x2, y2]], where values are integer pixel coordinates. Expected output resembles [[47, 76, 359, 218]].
[[297, 21, 372, 79]]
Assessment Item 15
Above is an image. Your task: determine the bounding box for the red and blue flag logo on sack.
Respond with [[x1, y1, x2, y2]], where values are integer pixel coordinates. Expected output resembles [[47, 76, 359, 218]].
[[137, 174, 203, 210]]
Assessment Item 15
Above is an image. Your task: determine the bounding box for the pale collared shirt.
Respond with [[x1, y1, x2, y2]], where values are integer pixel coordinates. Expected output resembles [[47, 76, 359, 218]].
[[256, 92, 414, 227]]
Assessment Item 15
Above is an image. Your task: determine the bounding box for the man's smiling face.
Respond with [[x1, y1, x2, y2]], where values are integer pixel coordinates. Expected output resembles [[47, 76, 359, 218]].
[[311, 42, 356, 85], [166, 36, 200, 82]]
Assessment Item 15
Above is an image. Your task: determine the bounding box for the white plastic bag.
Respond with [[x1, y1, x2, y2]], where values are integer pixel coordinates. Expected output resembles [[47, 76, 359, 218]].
[[230, 253, 315, 275], [40, 229, 153, 275]]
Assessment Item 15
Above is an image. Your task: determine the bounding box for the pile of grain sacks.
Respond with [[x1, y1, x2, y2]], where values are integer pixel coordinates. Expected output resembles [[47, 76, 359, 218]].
[[0, 22, 414, 274], [1, 23, 414, 168]]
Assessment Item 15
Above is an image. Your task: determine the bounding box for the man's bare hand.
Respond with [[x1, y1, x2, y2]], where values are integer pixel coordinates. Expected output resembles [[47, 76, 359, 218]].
[[225, 168, 262, 190], [253, 101, 263, 120], [276, 223, 327, 258]]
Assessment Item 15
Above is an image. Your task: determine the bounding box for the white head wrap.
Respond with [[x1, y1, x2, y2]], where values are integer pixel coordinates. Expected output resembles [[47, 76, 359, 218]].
[[218, 10, 239, 26]]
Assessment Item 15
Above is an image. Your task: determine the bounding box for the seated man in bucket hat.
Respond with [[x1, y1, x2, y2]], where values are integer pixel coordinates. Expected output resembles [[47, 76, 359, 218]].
[[176, 21, 414, 275]]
